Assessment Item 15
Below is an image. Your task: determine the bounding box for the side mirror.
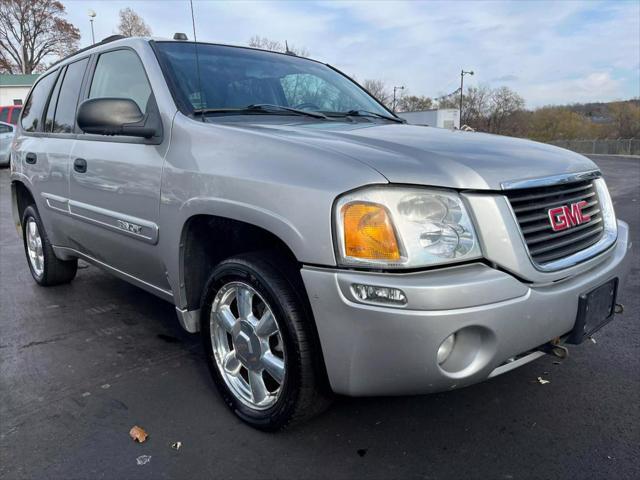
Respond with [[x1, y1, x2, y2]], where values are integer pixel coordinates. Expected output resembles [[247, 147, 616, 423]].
[[77, 98, 157, 138]]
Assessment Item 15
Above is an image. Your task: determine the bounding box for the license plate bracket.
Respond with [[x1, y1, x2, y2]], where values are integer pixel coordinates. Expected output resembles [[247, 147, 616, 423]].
[[566, 278, 618, 345]]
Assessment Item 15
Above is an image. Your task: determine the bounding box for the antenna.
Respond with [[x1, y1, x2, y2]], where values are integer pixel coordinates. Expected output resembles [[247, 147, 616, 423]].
[[285, 40, 298, 56], [189, 0, 205, 122]]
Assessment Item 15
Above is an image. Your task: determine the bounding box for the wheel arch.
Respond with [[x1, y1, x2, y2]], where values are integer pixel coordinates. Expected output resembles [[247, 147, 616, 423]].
[[180, 215, 333, 398], [11, 180, 36, 234], [179, 214, 306, 312]]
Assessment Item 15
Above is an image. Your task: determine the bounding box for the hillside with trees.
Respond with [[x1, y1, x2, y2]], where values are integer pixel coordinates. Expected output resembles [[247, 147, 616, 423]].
[[364, 80, 639, 141]]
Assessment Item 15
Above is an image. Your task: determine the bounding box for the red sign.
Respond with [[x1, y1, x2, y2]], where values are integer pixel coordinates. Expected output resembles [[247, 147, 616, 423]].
[[548, 201, 591, 232]]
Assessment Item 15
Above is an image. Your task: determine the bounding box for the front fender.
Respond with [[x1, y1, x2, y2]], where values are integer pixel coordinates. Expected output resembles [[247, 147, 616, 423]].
[[159, 114, 387, 309]]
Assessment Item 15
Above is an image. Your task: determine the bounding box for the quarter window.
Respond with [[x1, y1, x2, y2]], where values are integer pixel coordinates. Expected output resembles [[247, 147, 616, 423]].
[[89, 49, 152, 113], [21, 72, 58, 132]]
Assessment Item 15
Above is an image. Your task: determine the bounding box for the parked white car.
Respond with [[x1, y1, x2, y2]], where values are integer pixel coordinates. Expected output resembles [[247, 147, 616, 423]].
[[0, 121, 15, 167]]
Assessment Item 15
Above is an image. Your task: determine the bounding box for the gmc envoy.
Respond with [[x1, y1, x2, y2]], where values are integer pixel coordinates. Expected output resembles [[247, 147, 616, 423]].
[[10, 36, 631, 430]]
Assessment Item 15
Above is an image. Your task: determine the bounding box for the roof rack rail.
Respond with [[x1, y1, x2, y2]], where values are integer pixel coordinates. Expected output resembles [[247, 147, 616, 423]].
[[49, 34, 127, 69], [100, 34, 125, 44]]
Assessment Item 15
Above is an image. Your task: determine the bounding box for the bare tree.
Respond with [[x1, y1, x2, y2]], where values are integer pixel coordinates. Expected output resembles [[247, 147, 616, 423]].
[[436, 89, 461, 109], [396, 95, 434, 112], [117, 7, 152, 37], [248, 35, 309, 57], [362, 79, 391, 107], [0, 0, 80, 74], [487, 86, 525, 134], [461, 86, 491, 128]]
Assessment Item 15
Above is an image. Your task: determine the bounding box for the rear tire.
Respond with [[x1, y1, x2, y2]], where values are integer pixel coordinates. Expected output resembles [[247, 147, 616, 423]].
[[201, 251, 332, 431], [22, 205, 77, 286]]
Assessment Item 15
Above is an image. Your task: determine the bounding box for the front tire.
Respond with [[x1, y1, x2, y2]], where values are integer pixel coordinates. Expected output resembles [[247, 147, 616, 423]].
[[22, 205, 77, 286], [201, 252, 332, 430]]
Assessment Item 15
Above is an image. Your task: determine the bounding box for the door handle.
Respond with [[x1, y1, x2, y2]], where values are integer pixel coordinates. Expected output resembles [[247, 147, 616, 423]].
[[73, 158, 87, 173], [25, 152, 37, 164]]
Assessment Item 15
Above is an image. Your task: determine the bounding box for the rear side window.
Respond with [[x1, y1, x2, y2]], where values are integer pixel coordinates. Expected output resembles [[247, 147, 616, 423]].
[[0, 124, 12, 133], [45, 69, 65, 132], [21, 72, 57, 132], [0, 108, 8, 123], [51, 58, 89, 133], [89, 49, 152, 113]]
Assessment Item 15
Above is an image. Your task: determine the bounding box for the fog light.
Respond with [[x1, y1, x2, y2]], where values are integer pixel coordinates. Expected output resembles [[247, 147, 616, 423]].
[[437, 333, 456, 364], [351, 283, 407, 306]]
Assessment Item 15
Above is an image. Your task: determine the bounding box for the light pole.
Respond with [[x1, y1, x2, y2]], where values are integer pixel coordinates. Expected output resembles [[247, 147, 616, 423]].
[[459, 69, 473, 127], [88, 10, 96, 44], [392, 85, 405, 112]]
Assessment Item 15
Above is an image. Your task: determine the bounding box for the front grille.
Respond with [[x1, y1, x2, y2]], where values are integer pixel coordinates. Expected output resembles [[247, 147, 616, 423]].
[[505, 179, 604, 265]]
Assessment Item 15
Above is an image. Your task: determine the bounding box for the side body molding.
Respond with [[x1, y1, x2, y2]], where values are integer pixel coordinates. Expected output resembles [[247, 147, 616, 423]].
[[41, 192, 159, 244]]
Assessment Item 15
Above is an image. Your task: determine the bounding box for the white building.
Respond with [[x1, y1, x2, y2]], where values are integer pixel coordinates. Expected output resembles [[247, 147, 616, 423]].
[[0, 74, 39, 106], [398, 108, 460, 129]]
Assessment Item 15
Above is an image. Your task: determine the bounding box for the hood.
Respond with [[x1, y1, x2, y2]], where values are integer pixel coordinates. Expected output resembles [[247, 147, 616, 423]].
[[229, 121, 597, 190]]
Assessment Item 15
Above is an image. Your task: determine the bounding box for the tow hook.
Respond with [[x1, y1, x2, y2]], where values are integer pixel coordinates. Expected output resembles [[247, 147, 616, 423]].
[[540, 342, 569, 359]]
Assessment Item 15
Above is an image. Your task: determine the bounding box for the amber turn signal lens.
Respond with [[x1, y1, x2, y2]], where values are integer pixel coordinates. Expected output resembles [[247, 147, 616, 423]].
[[342, 203, 400, 261]]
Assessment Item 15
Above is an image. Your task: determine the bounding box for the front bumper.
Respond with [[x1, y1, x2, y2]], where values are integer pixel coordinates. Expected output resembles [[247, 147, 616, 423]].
[[302, 221, 631, 396]]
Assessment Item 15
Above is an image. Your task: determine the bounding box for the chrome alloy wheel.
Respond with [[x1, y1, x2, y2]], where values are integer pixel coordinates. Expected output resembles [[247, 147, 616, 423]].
[[210, 281, 286, 410], [26, 218, 44, 278]]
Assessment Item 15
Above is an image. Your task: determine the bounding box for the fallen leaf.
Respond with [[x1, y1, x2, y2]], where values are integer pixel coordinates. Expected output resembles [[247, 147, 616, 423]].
[[129, 426, 148, 443], [171, 441, 182, 450], [136, 455, 151, 466], [537, 376, 550, 385]]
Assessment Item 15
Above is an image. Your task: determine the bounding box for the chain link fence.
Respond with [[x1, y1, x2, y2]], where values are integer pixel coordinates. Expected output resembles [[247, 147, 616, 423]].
[[549, 139, 639, 156]]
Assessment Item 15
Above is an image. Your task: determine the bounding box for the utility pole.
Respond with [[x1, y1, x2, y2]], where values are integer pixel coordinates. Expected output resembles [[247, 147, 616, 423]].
[[392, 85, 405, 112], [88, 10, 96, 44], [459, 69, 474, 127]]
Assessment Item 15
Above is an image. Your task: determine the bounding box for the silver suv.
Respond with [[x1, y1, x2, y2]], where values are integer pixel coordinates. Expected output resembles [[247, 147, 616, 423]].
[[10, 36, 631, 430]]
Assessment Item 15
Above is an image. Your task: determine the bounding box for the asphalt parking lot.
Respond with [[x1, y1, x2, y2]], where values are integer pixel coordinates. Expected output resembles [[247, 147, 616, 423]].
[[0, 154, 638, 479]]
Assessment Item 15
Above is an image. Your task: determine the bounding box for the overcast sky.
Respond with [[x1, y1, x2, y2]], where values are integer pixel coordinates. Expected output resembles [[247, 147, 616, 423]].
[[64, 0, 640, 108]]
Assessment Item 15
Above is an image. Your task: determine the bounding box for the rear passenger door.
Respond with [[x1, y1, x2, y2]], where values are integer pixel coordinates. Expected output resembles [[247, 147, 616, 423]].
[[38, 57, 91, 246], [67, 47, 169, 290], [16, 68, 76, 248]]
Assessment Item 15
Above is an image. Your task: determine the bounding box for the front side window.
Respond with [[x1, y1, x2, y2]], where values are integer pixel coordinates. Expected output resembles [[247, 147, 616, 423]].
[[154, 42, 389, 117], [21, 72, 58, 132], [89, 49, 152, 113]]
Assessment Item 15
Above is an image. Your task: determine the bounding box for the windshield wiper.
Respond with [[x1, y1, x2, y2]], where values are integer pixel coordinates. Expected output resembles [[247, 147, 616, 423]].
[[330, 109, 405, 123], [193, 104, 328, 119]]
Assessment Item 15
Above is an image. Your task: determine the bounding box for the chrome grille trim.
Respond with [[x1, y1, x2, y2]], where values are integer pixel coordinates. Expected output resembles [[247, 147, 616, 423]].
[[501, 170, 601, 191], [504, 176, 617, 272]]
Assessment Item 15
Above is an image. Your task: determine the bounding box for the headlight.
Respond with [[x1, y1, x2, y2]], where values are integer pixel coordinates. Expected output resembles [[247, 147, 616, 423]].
[[334, 186, 482, 268]]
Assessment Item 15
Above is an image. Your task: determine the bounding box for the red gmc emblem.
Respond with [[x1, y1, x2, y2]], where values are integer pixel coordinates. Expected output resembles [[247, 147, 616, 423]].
[[548, 201, 591, 232]]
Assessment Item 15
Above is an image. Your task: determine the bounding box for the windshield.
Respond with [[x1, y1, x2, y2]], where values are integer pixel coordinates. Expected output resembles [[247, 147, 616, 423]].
[[154, 42, 391, 118]]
